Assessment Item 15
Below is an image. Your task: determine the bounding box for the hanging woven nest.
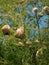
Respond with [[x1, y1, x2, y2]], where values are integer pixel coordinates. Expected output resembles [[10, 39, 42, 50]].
[[20, 0, 24, 4], [43, 6, 49, 15], [2, 24, 11, 35], [35, 39, 40, 43], [36, 48, 43, 57], [32, 7, 38, 12], [15, 26, 25, 39], [17, 42, 24, 47], [26, 41, 32, 46], [45, 10, 49, 15], [38, 12, 43, 18]]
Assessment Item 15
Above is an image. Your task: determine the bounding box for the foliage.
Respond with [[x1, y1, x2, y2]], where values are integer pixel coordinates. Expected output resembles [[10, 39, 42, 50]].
[[0, 0, 49, 65]]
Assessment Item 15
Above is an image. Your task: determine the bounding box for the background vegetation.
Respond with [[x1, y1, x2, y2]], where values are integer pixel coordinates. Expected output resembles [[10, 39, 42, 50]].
[[0, 0, 49, 65]]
